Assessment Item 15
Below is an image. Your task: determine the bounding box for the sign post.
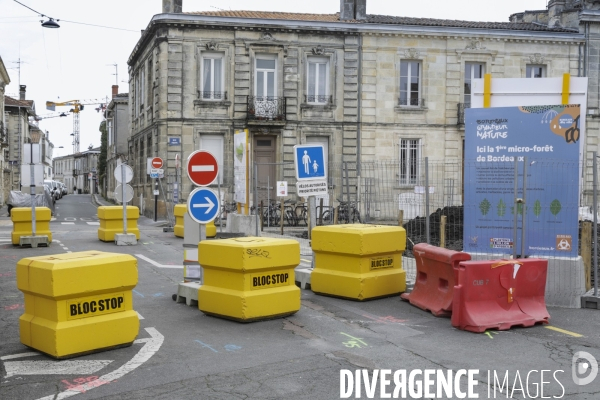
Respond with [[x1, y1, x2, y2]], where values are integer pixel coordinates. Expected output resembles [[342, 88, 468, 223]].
[[186, 149, 220, 224], [114, 163, 135, 245], [293, 144, 328, 237]]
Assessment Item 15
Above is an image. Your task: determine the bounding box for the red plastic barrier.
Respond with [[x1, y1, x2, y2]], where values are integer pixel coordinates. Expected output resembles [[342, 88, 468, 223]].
[[400, 244, 471, 317], [451, 259, 550, 333]]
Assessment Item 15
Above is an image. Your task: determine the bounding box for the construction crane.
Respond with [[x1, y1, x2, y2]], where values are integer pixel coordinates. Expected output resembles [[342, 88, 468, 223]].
[[45, 99, 106, 154], [32, 111, 70, 123]]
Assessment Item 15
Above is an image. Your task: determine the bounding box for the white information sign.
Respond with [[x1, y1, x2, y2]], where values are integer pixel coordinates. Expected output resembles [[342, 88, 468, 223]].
[[114, 184, 134, 203], [276, 181, 288, 197], [296, 180, 328, 197], [114, 164, 133, 183]]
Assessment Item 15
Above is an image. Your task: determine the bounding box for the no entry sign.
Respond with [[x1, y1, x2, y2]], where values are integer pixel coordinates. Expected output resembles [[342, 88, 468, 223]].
[[187, 150, 219, 186], [151, 157, 163, 169]]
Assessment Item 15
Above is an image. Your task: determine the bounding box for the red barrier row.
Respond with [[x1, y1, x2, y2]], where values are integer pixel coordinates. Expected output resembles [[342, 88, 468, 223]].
[[451, 259, 550, 333], [400, 243, 471, 317], [400, 244, 550, 333]]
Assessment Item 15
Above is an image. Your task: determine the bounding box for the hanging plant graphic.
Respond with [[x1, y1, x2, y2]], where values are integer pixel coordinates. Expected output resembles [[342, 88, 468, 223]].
[[511, 203, 525, 216], [480, 198, 491, 216], [533, 200, 542, 218], [497, 199, 506, 217], [550, 199, 562, 218]]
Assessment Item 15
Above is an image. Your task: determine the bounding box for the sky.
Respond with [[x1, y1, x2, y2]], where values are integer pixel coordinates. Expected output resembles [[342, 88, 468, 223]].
[[0, 0, 549, 158]]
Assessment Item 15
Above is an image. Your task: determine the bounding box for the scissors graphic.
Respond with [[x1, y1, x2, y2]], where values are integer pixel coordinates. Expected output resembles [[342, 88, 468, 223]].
[[565, 115, 580, 143]]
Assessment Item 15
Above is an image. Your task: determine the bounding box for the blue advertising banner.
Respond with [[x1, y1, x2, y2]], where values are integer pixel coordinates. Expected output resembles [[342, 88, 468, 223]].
[[464, 105, 580, 257]]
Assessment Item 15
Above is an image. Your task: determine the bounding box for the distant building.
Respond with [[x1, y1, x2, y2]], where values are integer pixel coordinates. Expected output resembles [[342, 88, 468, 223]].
[[105, 85, 130, 201], [52, 154, 75, 193]]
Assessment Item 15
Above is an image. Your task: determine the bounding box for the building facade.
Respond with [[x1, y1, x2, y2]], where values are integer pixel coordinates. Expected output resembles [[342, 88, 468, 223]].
[[105, 86, 130, 201], [52, 154, 75, 193], [0, 56, 10, 206], [4, 85, 35, 193], [126, 0, 585, 219]]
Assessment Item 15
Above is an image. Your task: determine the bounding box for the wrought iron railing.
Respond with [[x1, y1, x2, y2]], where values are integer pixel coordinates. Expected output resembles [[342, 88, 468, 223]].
[[398, 97, 426, 107], [73, 169, 81, 177], [198, 91, 228, 101], [457, 103, 471, 124], [247, 96, 286, 121], [304, 94, 332, 104]]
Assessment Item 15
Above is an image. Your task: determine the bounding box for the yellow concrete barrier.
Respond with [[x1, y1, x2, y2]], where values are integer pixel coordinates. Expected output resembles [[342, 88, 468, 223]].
[[97, 206, 140, 241], [311, 224, 406, 300], [198, 237, 300, 322], [174, 204, 186, 238], [16, 251, 139, 359], [11, 207, 52, 245], [174, 204, 216, 239]]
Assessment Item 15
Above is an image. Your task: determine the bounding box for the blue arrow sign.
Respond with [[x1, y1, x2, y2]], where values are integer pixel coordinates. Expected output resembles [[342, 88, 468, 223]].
[[187, 187, 220, 224], [294, 144, 326, 181]]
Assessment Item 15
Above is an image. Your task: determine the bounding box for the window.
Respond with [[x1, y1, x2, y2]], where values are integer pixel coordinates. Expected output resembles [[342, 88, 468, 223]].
[[307, 58, 329, 103], [199, 135, 224, 184], [255, 55, 277, 99], [526, 65, 545, 78], [147, 58, 153, 106], [107, 119, 113, 147], [464, 63, 484, 107], [399, 139, 421, 185], [399, 61, 421, 106], [201, 54, 224, 100]]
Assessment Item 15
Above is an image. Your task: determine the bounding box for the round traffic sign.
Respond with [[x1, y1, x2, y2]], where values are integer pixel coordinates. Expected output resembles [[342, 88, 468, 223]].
[[114, 184, 134, 203], [114, 164, 133, 184], [187, 150, 218, 186], [187, 187, 220, 224], [151, 157, 163, 169]]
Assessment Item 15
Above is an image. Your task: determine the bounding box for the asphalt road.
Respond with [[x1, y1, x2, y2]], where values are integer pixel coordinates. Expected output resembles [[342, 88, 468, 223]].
[[0, 194, 599, 399]]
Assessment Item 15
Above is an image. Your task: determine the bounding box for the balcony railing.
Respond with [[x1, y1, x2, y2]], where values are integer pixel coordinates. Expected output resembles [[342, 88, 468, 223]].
[[398, 97, 425, 107], [0, 121, 6, 147], [73, 169, 81, 177], [198, 91, 228, 101], [247, 96, 286, 122], [304, 94, 332, 104], [457, 103, 471, 125]]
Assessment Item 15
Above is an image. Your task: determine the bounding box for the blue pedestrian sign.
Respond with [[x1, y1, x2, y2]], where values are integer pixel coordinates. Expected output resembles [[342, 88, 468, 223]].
[[294, 144, 327, 181], [187, 187, 220, 224]]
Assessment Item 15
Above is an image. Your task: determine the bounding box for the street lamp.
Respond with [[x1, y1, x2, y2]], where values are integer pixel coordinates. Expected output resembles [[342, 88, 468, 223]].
[[41, 18, 60, 28]]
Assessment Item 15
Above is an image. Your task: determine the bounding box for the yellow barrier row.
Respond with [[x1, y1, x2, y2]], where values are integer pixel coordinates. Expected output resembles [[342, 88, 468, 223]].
[[98, 206, 140, 241]]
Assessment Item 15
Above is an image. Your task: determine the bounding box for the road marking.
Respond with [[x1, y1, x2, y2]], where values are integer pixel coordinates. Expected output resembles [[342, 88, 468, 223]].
[[135, 254, 183, 269], [0, 352, 41, 361], [191, 165, 214, 172], [86, 222, 100, 226], [545, 326, 583, 337], [301, 259, 311, 263], [136, 312, 144, 320], [4, 360, 113, 378], [61, 222, 75, 225], [50, 218, 56, 222], [0, 239, 11, 242], [36, 327, 164, 400], [64, 218, 76, 222]]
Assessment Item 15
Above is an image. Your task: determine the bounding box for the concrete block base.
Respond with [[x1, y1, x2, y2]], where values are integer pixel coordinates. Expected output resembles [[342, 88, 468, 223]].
[[175, 281, 201, 307], [226, 214, 258, 236], [581, 289, 600, 310], [295, 267, 313, 290], [115, 233, 137, 246], [19, 235, 49, 248]]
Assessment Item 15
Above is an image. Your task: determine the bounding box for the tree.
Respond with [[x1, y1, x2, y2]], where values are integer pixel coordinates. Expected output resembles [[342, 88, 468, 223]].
[[98, 121, 107, 197], [497, 199, 506, 217], [533, 200, 542, 217], [479, 198, 491, 215], [550, 199, 561, 218]]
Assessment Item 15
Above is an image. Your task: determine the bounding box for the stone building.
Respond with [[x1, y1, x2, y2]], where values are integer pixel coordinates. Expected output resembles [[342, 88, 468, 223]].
[[52, 153, 75, 193], [73, 147, 100, 194], [4, 85, 35, 193], [0, 56, 10, 206], [126, 0, 584, 218], [105, 85, 130, 201]]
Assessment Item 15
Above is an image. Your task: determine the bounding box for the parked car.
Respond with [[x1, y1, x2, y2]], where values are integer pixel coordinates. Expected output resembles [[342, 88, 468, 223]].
[[44, 180, 60, 201], [59, 182, 67, 196], [7, 188, 55, 216]]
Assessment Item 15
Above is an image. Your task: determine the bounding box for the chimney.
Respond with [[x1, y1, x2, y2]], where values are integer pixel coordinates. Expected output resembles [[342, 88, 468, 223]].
[[112, 85, 119, 99], [340, 0, 366, 21], [19, 85, 26, 100], [163, 0, 182, 13]]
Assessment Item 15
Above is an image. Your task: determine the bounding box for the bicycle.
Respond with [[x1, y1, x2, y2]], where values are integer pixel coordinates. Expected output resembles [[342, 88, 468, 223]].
[[262, 201, 281, 227], [337, 200, 361, 224]]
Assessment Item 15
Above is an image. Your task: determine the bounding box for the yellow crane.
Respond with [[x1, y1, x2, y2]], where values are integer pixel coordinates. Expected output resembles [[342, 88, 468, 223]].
[[46, 99, 106, 154]]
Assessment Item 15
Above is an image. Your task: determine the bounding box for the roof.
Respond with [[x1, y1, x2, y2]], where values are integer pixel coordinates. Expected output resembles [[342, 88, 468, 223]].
[[188, 10, 578, 33], [5, 96, 31, 108]]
